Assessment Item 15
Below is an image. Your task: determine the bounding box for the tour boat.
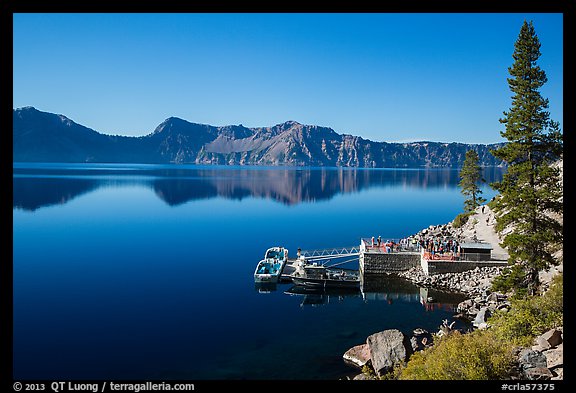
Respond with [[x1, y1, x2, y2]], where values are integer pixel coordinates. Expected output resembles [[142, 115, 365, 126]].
[[290, 264, 360, 290]]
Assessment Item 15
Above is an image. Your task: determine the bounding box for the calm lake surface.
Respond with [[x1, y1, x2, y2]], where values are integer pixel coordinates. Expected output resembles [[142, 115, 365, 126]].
[[13, 163, 503, 380]]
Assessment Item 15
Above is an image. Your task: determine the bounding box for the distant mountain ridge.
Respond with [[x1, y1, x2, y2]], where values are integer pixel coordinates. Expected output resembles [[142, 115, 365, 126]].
[[13, 107, 506, 167]]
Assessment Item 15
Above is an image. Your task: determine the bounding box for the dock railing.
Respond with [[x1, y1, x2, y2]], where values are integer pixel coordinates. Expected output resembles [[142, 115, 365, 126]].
[[361, 238, 420, 253], [299, 246, 361, 262], [422, 250, 509, 262], [360, 238, 508, 262]]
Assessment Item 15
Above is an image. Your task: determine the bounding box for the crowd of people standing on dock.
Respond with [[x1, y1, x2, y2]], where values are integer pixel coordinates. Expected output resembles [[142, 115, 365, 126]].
[[369, 236, 419, 253], [419, 237, 460, 256], [368, 234, 461, 256]]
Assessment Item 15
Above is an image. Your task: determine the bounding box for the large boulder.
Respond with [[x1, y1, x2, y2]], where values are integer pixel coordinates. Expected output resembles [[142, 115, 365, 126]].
[[473, 307, 491, 328], [524, 367, 553, 380], [518, 348, 547, 369], [518, 348, 552, 380], [457, 299, 474, 313], [343, 344, 371, 368], [543, 345, 563, 369], [486, 292, 506, 303], [536, 328, 563, 349], [366, 329, 412, 377], [410, 328, 434, 352]]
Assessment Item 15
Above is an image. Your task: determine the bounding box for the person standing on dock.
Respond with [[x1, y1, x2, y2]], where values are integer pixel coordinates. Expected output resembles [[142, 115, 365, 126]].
[[377, 236, 382, 248], [371, 236, 375, 248]]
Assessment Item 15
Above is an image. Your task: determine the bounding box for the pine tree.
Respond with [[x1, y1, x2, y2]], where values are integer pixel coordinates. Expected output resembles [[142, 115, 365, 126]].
[[459, 150, 486, 212], [490, 20, 563, 295]]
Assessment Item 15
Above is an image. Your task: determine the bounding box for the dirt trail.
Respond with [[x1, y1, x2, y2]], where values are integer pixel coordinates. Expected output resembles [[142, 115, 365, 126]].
[[455, 204, 509, 259]]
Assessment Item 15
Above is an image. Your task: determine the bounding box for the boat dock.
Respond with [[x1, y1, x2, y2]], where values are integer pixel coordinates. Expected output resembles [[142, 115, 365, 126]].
[[279, 246, 360, 282], [276, 238, 508, 281], [359, 238, 508, 275]]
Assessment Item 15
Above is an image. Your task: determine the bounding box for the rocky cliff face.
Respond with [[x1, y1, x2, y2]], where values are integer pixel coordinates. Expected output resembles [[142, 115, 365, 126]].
[[13, 107, 506, 167]]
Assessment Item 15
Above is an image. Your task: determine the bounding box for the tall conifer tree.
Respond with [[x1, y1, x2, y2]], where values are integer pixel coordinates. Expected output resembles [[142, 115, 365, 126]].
[[459, 150, 486, 212], [491, 21, 563, 295]]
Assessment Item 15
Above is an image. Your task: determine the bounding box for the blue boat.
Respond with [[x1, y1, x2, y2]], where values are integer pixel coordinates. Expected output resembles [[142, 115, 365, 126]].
[[253, 246, 289, 283]]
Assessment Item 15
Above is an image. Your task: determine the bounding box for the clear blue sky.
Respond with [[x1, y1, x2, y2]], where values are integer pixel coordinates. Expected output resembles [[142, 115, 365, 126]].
[[13, 13, 563, 144]]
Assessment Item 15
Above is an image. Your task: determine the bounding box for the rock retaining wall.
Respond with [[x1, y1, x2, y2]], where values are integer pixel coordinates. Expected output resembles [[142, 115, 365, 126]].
[[424, 260, 509, 275], [360, 250, 507, 276], [360, 252, 420, 274]]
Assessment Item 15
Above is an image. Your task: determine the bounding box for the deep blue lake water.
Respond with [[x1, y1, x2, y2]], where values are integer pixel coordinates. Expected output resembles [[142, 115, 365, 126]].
[[13, 163, 503, 380]]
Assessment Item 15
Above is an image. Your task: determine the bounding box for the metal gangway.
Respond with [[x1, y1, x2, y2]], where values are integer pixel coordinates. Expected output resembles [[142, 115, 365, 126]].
[[298, 246, 360, 266], [280, 246, 360, 280]]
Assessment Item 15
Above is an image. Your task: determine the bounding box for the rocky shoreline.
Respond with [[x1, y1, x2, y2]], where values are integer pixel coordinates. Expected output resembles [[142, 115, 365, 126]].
[[343, 325, 563, 380], [395, 204, 509, 297], [398, 265, 504, 298], [344, 268, 563, 380], [342, 204, 563, 380]]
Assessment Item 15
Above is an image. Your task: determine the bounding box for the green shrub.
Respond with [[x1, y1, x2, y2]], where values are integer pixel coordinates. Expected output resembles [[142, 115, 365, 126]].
[[361, 364, 377, 379], [489, 273, 563, 346], [396, 275, 562, 380], [378, 363, 405, 380], [398, 331, 514, 380], [538, 274, 563, 315], [453, 212, 473, 228], [487, 197, 499, 210], [491, 264, 528, 297]]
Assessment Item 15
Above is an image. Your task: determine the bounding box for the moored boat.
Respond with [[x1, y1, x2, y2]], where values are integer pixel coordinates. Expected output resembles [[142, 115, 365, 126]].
[[253, 246, 289, 283], [291, 264, 360, 290]]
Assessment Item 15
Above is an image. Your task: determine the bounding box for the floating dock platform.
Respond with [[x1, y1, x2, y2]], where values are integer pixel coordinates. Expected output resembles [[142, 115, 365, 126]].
[[277, 238, 508, 280]]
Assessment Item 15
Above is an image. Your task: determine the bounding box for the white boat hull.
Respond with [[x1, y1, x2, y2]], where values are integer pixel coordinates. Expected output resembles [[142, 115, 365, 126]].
[[254, 273, 280, 283]]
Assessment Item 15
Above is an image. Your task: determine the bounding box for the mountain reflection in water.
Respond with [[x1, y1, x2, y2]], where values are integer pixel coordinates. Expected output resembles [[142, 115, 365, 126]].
[[13, 163, 504, 211]]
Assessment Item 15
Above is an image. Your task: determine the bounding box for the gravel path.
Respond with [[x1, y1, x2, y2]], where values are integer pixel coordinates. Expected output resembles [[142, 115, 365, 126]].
[[470, 204, 508, 258]]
